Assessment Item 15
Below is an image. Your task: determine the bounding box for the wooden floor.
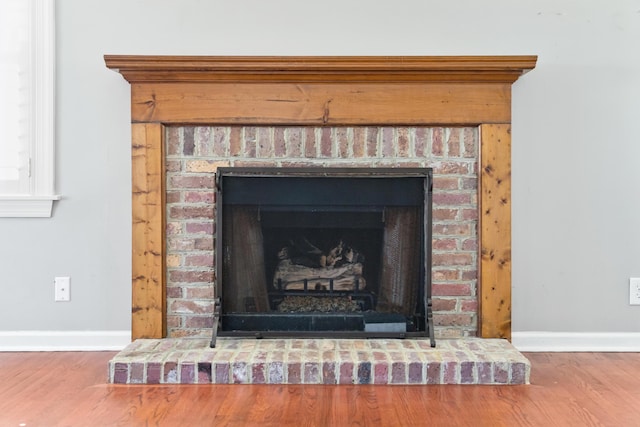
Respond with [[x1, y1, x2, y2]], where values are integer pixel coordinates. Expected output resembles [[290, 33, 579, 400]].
[[1, 352, 639, 426]]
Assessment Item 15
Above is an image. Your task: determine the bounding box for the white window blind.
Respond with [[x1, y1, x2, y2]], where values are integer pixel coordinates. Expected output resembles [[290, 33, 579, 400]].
[[0, 0, 58, 217]]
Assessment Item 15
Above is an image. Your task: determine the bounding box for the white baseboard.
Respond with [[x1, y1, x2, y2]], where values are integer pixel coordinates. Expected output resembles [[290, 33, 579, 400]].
[[0, 330, 131, 351], [512, 331, 640, 352], [3, 330, 640, 352]]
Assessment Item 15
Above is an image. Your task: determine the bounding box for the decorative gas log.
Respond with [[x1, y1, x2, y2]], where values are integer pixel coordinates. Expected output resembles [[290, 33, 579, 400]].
[[273, 238, 366, 291]]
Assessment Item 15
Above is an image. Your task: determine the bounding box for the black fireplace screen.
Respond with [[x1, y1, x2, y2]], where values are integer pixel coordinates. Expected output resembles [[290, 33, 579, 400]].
[[212, 167, 434, 346]]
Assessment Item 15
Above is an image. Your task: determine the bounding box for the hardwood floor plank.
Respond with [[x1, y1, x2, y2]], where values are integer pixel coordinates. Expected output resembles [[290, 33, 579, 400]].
[[2, 351, 640, 426]]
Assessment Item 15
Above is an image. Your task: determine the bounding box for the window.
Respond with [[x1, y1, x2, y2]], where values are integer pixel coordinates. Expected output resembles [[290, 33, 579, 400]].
[[0, 0, 58, 217]]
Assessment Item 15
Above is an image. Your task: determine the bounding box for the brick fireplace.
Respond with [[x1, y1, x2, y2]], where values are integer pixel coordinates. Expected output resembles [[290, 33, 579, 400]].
[[104, 55, 537, 342], [166, 126, 470, 339]]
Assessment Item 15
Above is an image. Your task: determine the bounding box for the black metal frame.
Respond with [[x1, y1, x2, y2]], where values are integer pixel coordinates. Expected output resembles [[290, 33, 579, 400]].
[[211, 167, 434, 347]]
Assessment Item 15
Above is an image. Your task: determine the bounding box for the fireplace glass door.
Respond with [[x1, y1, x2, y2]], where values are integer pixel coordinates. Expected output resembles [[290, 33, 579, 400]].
[[215, 167, 433, 342]]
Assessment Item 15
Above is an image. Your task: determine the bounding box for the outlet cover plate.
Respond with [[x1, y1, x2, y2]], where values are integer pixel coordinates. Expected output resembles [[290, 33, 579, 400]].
[[54, 276, 70, 302], [630, 278, 640, 305]]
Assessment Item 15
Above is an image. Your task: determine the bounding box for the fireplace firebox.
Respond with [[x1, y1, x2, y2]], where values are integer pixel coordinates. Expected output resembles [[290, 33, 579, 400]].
[[211, 167, 434, 347]]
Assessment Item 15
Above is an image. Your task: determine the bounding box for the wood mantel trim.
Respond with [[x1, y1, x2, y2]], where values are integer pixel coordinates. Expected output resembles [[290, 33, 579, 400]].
[[106, 55, 536, 341], [104, 55, 536, 84]]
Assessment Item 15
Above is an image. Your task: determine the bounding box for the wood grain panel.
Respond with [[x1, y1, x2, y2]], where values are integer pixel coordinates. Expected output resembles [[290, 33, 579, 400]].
[[131, 123, 165, 339], [479, 124, 512, 339], [130, 82, 512, 125]]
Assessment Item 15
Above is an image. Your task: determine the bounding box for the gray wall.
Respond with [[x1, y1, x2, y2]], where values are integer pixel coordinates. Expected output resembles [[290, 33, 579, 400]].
[[1, 0, 639, 334]]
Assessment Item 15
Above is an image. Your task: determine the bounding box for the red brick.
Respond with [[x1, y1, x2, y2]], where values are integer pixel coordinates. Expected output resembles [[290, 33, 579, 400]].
[[381, 127, 395, 157], [167, 237, 195, 251], [183, 127, 195, 156], [185, 286, 215, 299], [397, 127, 409, 157], [432, 283, 471, 296], [169, 270, 214, 283], [169, 206, 213, 220], [434, 313, 473, 327], [185, 316, 213, 328], [433, 298, 457, 311], [287, 127, 303, 157], [432, 269, 459, 281], [462, 238, 478, 251], [432, 253, 473, 266], [169, 176, 215, 190], [336, 128, 349, 158], [212, 127, 228, 157], [181, 363, 196, 384], [339, 362, 354, 384], [184, 191, 215, 204], [414, 127, 427, 157], [194, 237, 214, 250], [391, 362, 406, 384], [166, 222, 182, 235], [274, 127, 286, 157], [166, 191, 181, 204], [462, 177, 477, 190], [257, 127, 273, 158], [130, 362, 145, 384], [166, 286, 182, 298], [185, 222, 214, 234], [461, 299, 478, 312], [304, 362, 321, 383], [166, 127, 181, 156], [166, 160, 182, 172], [185, 254, 214, 267], [446, 128, 461, 157], [229, 127, 242, 157], [320, 128, 332, 157], [433, 177, 459, 190], [432, 208, 458, 221], [305, 128, 317, 158], [243, 127, 257, 157], [288, 362, 301, 384], [432, 192, 472, 206], [461, 208, 478, 220], [408, 360, 423, 384], [461, 270, 477, 280], [166, 315, 182, 329], [432, 223, 471, 236], [353, 127, 365, 158], [170, 299, 214, 314], [426, 362, 441, 384], [366, 127, 378, 157], [195, 127, 212, 156], [432, 238, 458, 251], [432, 128, 444, 156], [463, 128, 477, 158]]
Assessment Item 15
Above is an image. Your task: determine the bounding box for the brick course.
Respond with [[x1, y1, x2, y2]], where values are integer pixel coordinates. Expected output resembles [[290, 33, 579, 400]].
[[166, 126, 478, 338]]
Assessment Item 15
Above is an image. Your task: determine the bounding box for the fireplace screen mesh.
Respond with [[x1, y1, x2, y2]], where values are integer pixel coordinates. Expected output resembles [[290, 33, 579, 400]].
[[215, 167, 433, 341]]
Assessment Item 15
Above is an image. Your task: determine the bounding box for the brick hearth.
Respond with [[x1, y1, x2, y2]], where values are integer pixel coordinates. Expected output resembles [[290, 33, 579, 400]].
[[109, 338, 529, 385]]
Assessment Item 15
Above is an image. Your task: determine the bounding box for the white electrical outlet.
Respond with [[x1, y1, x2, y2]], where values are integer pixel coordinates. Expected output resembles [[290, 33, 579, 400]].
[[54, 276, 70, 302], [630, 278, 640, 305]]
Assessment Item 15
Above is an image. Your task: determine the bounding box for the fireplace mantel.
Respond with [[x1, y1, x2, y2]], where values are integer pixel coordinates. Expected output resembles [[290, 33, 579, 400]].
[[104, 55, 536, 341]]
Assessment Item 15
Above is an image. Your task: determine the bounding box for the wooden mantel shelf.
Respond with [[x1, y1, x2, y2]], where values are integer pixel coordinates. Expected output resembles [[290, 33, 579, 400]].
[[105, 55, 536, 341], [105, 55, 536, 84]]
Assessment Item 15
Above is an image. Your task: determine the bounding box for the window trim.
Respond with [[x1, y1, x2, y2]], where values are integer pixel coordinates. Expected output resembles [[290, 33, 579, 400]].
[[0, 0, 59, 218]]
